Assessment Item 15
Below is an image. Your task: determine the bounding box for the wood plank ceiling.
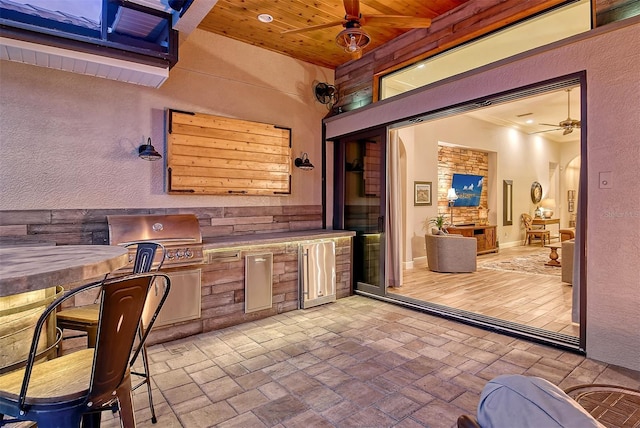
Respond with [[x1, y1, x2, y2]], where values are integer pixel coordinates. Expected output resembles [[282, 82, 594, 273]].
[[197, 0, 471, 69]]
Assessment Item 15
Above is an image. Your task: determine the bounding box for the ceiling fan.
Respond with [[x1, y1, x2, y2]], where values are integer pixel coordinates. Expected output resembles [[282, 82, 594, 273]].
[[281, 0, 431, 59], [537, 88, 581, 135]]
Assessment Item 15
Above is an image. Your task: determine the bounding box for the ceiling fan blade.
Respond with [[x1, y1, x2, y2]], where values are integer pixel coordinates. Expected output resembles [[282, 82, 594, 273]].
[[531, 89, 580, 136], [281, 20, 346, 34], [361, 15, 432, 28], [343, 0, 360, 18], [530, 128, 562, 134]]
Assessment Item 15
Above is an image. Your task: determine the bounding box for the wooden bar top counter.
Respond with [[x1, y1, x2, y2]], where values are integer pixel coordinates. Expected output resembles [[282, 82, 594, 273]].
[[0, 245, 129, 297]]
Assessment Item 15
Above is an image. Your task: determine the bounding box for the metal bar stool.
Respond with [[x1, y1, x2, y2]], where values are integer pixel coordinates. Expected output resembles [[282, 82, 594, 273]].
[[55, 241, 166, 424], [0, 273, 170, 427]]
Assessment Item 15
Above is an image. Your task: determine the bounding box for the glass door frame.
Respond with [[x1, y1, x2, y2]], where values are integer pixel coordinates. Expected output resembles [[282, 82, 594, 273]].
[[324, 73, 586, 353], [331, 126, 388, 297]]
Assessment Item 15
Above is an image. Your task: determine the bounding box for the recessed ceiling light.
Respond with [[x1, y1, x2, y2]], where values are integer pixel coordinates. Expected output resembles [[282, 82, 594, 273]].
[[526, 119, 534, 124], [257, 14, 273, 23]]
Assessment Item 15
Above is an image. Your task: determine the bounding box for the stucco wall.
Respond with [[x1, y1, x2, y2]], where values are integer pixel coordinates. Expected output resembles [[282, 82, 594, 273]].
[[325, 19, 640, 371], [0, 30, 333, 210]]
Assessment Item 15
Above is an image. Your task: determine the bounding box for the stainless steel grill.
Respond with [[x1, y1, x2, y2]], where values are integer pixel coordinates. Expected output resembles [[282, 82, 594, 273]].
[[107, 214, 204, 269], [107, 214, 204, 329]]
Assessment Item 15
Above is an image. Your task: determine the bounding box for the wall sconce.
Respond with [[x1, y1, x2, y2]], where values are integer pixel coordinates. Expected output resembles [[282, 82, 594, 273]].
[[294, 153, 314, 171], [447, 188, 458, 226], [138, 137, 162, 161]]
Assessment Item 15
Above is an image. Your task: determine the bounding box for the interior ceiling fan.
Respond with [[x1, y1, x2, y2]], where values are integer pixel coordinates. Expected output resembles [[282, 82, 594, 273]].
[[537, 88, 581, 135], [281, 0, 431, 59]]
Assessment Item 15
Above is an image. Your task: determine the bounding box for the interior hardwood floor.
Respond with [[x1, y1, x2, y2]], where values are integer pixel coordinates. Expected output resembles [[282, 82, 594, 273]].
[[392, 244, 579, 337]]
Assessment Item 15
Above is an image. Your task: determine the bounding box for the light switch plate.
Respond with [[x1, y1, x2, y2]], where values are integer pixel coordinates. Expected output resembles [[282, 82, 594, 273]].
[[599, 171, 612, 189]]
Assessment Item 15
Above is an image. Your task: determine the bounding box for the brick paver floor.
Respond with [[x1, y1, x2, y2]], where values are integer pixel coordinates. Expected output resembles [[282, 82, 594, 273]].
[[101, 296, 640, 427]]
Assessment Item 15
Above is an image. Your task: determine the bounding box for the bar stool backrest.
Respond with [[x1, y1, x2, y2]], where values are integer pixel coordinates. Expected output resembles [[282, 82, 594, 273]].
[[90, 274, 161, 404], [126, 241, 166, 274]]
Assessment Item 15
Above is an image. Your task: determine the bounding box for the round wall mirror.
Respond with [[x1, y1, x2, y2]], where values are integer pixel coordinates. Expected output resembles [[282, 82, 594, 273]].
[[531, 181, 542, 203]]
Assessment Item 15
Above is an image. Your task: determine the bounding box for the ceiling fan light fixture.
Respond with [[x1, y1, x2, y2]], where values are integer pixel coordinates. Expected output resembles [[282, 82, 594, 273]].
[[335, 27, 370, 54], [537, 87, 581, 135]]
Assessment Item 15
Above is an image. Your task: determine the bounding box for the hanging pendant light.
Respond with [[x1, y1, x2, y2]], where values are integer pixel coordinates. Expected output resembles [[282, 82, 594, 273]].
[[138, 137, 162, 161], [335, 27, 370, 55]]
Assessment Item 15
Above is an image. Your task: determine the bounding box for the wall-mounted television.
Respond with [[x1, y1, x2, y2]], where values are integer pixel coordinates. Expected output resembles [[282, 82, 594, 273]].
[[451, 173, 483, 207]]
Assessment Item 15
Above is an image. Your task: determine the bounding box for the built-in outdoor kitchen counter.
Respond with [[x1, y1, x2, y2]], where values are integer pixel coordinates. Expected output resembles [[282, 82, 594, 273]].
[[148, 229, 355, 345]]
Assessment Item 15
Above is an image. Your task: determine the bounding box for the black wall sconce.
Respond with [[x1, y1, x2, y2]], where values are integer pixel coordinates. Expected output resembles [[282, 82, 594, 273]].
[[294, 153, 314, 171], [138, 137, 162, 161]]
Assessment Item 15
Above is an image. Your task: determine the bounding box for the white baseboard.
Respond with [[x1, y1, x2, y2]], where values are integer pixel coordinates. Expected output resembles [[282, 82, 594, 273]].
[[498, 240, 522, 249], [406, 256, 427, 270]]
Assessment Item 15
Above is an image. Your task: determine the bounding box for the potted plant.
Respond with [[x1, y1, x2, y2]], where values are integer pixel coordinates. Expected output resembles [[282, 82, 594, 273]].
[[424, 214, 448, 232]]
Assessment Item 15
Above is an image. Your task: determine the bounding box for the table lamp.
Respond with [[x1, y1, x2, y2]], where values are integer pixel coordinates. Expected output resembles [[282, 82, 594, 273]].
[[540, 198, 555, 218], [447, 188, 458, 226], [479, 206, 489, 225]]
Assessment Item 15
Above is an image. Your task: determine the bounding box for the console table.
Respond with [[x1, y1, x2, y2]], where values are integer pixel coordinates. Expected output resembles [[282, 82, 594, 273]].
[[532, 218, 559, 227], [533, 218, 560, 241], [446, 225, 498, 255]]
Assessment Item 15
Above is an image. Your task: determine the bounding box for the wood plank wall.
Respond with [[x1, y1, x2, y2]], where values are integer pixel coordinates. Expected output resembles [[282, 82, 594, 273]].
[[168, 111, 291, 195], [332, 0, 570, 113]]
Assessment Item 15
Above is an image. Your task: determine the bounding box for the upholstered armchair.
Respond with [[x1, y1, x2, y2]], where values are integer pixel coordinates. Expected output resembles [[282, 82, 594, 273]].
[[562, 239, 575, 284], [560, 228, 575, 241], [425, 232, 477, 273]]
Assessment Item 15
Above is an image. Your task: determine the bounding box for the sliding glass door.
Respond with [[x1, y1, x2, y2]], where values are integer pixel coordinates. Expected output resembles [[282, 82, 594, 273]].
[[328, 75, 585, 352]]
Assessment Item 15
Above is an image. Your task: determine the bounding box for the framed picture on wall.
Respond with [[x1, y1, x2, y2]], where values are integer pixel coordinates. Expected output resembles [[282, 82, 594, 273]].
[[568, 189, 576, 213], [414, 181, 432, 206]]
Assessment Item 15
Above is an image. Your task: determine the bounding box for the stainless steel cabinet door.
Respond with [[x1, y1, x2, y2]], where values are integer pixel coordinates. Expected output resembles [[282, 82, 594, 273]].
[[299, 241, 336, 309]]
